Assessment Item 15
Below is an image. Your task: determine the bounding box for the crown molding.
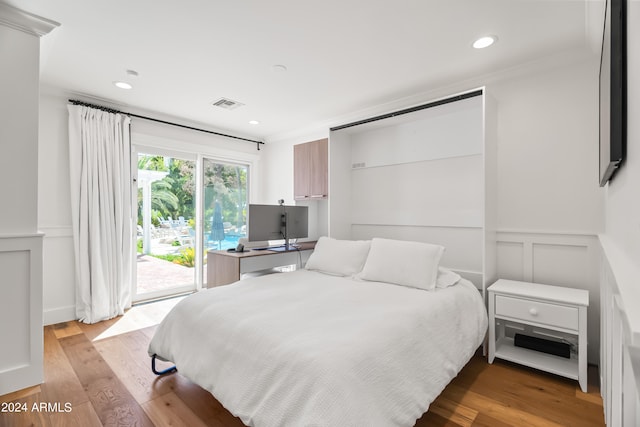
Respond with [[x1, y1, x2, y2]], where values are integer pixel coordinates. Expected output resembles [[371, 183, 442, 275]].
[[0, 2, 59, 37]]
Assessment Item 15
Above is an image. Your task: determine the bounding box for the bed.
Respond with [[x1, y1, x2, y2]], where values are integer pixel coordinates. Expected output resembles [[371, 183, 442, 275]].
[[148, 237, 488, 426]]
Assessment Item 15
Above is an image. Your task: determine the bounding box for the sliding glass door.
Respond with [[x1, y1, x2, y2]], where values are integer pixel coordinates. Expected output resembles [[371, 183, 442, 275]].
[[134, 151, 197, 301], [133, 147, 250, 300], [202, 158, 248, 287]]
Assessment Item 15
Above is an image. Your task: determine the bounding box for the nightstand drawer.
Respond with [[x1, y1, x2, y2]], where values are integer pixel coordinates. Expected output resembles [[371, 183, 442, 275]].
[[495, 295, 579, 331]]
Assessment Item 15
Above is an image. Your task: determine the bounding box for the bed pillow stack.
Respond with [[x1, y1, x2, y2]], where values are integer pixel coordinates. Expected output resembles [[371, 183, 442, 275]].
[[358, 238, 445, 291], [304, 236, 371, 277]]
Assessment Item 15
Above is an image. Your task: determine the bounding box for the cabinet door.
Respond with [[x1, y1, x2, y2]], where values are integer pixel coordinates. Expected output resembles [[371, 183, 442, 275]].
[[309, 138, 328, 199], [294, 142, 311, 200]]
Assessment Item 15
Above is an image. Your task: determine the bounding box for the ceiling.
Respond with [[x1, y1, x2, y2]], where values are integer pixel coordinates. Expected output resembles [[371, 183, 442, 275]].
[[8, 0, 603, 141]]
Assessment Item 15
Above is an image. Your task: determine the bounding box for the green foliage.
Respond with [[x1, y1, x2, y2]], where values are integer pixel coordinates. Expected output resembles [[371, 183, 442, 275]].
[[203, 160, 247, 233], [149, 247, 195, 268], [150, 253, 182, 263], [137, 155, 248, 235], [176, 247, 195, 267]]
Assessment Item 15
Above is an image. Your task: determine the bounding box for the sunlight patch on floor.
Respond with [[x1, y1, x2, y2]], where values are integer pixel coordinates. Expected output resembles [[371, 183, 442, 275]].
[[93, 296, 186, 341]]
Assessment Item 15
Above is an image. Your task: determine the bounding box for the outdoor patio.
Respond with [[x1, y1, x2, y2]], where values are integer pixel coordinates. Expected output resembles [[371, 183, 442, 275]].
[[135, 233, 242, 296], [136, 254, 194, 295]]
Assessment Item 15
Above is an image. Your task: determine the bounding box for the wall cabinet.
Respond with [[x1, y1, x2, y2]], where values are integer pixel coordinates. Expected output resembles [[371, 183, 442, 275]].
[[294, 138, 328, 200]]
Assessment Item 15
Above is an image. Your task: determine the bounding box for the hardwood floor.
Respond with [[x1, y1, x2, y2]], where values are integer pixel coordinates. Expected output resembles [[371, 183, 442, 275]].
[[0, 303, 605, 427]]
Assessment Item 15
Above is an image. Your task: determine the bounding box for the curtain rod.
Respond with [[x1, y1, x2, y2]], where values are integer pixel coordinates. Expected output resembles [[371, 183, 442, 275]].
[[68, 99, 265, 150], [330, 89, 483, 132]]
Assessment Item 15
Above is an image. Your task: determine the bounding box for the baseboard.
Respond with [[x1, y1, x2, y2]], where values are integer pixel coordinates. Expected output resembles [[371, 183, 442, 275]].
[[43, 305, 76, 326]]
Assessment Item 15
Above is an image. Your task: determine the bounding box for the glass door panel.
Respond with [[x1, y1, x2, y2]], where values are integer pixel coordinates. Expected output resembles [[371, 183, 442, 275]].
[[135, 153, 196, 301], [202, 159, 248, 287]]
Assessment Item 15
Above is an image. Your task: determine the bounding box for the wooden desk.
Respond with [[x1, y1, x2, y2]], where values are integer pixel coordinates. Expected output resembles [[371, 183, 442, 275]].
[[206, 241, 316, 288]]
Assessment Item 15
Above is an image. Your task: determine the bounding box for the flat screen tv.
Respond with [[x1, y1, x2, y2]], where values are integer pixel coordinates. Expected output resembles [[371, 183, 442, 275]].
[[599, 0, 627, 187], [247, 204, 308, 249]]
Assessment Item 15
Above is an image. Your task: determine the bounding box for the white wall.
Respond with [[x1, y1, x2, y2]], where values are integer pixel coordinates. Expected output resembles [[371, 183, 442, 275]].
[[0, 22, 39, 234], [604, 1, 640, 267], [38, 89, 75, 324], [492, 62, 603, 233]]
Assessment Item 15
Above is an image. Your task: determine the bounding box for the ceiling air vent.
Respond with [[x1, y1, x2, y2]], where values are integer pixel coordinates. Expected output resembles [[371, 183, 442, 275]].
[[211, 97, 244, 110]]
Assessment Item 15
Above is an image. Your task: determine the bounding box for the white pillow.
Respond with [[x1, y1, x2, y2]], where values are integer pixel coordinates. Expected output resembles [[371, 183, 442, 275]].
[[305, 236, 371, 277], [359, 238, 444, 290], [436, 267, 461, 288]]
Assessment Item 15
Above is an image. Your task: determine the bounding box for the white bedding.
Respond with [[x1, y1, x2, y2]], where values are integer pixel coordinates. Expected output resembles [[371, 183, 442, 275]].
[[148, 269, 487, 427]]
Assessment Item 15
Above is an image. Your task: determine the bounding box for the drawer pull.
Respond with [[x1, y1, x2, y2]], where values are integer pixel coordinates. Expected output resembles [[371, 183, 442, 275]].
[[529, 307, 539, 316]]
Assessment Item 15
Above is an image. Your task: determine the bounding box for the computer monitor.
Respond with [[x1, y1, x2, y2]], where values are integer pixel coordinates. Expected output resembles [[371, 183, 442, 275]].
[[247, 204, 308, 249]]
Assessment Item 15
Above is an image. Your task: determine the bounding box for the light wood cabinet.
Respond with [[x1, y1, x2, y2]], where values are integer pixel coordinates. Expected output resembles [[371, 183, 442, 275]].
[[294, 138, 328, 200]]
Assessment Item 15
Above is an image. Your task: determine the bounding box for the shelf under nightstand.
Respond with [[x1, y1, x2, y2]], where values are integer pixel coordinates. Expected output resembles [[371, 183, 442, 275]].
[[487, 279, 589, 393]]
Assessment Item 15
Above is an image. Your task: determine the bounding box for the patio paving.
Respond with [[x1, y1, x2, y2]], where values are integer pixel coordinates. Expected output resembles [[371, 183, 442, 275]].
[[136, 254, 194, 295]]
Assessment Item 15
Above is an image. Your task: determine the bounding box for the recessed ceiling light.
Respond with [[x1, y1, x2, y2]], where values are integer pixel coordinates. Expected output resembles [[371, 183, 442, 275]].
[[473, 35, 497, 49], [249, 120, 260, 125], [272, 64, 287, 73], [113, 81, 133, 90], [126, 69, 139, 78]]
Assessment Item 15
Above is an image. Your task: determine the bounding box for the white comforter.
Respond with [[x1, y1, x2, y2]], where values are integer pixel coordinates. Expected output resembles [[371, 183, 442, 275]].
[[148, 270, 487, 427]]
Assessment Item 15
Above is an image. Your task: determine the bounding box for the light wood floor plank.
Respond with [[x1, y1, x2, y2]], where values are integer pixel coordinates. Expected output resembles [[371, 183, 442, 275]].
[[166, 373, 245, 427], [40, 326, 89, 407], [48, 401, 102, 427], [441, 383, 566, 427], [93, 334, 174, 405], [59, 333, 155, 427], [0, 385, 41, 403], [51, 321, 83, 339], [0, 395, 50, 427], [427, 396, 478, 427], [141, 392, 209, 427]]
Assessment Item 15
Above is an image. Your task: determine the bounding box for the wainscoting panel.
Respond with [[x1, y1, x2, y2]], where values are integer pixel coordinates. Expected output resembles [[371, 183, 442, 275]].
[[532, 243, 589, 287], [497, 230, 600, 364], [496, 241, 524, 281], [0, 234, 43, 396], [599, 235, 640, 426], [40, 226, 76, 325]]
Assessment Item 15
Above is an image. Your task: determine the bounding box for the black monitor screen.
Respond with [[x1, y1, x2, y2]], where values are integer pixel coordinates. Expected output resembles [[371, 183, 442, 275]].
[[247, 204, 308, 243]]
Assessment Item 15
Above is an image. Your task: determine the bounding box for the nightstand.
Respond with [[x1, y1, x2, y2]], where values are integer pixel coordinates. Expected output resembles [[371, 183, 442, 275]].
[[487, 279, 589, 392]]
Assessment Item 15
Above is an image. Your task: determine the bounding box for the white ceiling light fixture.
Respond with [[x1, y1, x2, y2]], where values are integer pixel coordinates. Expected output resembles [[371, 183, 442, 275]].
[[249, 120, 260, 125], [113, 81, 133, 89], [473, 35, 497, 49], [272, 64, 287, 73]]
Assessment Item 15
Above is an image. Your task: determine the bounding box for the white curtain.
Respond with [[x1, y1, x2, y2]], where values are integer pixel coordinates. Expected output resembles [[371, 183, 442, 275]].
[[68, 105, 133, 324]]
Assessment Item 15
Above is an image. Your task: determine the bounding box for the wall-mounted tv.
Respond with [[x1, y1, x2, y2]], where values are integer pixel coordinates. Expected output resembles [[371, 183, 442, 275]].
[[599, 0, 627, 187]]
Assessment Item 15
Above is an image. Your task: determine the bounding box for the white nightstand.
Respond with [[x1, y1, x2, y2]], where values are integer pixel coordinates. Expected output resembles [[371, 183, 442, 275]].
[[487, 279, 589, 392]]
